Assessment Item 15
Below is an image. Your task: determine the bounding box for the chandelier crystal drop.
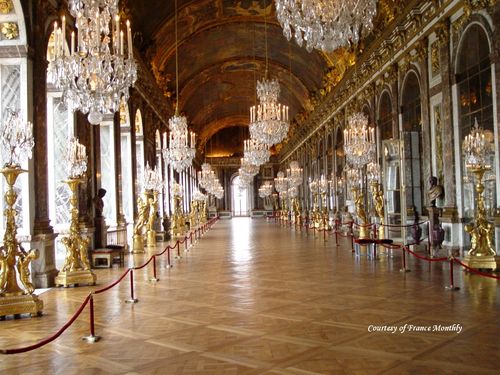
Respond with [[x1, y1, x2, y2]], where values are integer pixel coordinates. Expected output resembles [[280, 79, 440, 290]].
[[243, 138, 270, 166], [162, 117, 196, 174], [249, 78, 289, 147], [344, 112, 376, 169], [275, 0, 377, 52], [47, 0, 137, 125]]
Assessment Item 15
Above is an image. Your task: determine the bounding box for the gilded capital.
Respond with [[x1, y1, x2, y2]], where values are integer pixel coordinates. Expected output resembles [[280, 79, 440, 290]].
[[0, 0, 13, 14]]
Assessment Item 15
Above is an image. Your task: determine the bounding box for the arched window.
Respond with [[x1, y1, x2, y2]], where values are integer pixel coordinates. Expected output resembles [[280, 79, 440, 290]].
[[231, 175, 250, 216], [456, 24, 495, 218], [401, 71, 423, 215], [47, 30, 74, 265], [378, 91, 392, 141], [0, 1, 30, 238], [119, 99, 134, 226]]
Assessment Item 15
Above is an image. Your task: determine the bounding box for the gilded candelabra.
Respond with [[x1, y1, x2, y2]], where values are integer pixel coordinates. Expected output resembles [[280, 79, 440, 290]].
[[55, 178, 96, 287], [0, 167, 43, 317], [463, 166, 498, 270]]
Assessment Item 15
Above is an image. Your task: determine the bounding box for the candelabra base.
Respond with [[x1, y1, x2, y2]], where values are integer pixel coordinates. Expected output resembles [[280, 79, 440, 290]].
[[0, 294, 43, 319], [462, 255, 499, 271], [132, 234, 145, 254], [146, 230, 156, 248], [55, 269, 96, 288]]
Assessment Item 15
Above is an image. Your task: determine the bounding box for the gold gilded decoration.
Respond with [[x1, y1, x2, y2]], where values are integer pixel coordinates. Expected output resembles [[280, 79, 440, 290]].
[[455, 0, 497, 29], [0, 0, 13, 14], [0, 166, 43, 318], [431, 41, 440, 76], [436, 20, 449, 46], [151, 61, 173, 99], [132, 192, 150, 253], [412, 38, 428, 63], [0, 22, 18, 40], [171, 192, 185, 239], [352, 187, 370, 239], [370, 181, 385, 239], [146, 191, 158, 248], [463, 166, 499, 270], [55, 178, 96, 287]]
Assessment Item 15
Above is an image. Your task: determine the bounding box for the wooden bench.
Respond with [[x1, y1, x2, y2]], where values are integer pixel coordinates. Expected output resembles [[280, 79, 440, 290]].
[[92, 245, 125, 268]]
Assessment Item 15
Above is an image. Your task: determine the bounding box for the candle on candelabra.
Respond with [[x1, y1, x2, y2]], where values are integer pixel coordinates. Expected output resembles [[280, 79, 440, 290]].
[[163, 132, 167, 147], [127, 20, 133, 59], [120, 30, 124, 56], [62, 16, 66, 56]]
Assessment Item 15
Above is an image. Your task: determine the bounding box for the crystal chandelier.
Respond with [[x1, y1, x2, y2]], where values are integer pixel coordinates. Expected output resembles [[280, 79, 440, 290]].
[[463, 118, 492, 169], [240, 158, 260, 178], [163, 0, 196, 174], [244, 138, 270, 166], [274, 171, 289, 194], [249, 78, 289, 147], [162, 118, 196, 174], [258, 181, 273, 198], [275, 0, 377, 52], [286, 160, 303, 187], [65, 137, 87, 178], [143, 162, 162, 191], [0, 109, 34, 167], [344, 112, 376, 169], [48, 0, 137, 125], [197, 163, 224, 198], [366, 161, 380, 183]]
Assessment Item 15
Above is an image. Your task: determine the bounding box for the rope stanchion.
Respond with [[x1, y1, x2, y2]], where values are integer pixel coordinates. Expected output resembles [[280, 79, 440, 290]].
[[0, 294, 92, 354], [124, 269, 138, 304], [445, 258, 460, 291], [166, 244, 172, 268], [82, 294, 101, 342], [149, 255, 159, 282], [400, 247, 410, 273], [175, 240, 181, 259]]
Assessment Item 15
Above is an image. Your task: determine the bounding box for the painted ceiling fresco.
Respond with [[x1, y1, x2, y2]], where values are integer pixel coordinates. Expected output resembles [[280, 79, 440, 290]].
[[124, 0, 403, 157]]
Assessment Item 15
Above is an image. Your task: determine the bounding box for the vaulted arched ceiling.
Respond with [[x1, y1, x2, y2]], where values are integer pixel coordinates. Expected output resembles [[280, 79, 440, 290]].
[[125, 0, 330, 157]]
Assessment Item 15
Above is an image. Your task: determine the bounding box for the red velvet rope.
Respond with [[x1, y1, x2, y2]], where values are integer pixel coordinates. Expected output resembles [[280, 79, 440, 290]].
[[0, 219, 219, 355], [381, 221, 429, 228], [403, 246, 448, 262], [1, 293, 92, 355], [452, 258, 500, 279], [94, 268, 131, 294], [133, 256, 154, 270]]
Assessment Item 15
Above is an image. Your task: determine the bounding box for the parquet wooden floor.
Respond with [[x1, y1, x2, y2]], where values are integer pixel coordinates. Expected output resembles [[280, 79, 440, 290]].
[[1, 218, 499, 374]]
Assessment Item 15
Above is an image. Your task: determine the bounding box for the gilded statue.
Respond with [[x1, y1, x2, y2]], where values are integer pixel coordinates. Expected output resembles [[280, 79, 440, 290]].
[[16, 248, 39, 294], [134, 194, 150, 236], [428, 176, 444, 207], [146, 192, 158, 232], [353, 188, 368, 224], [465, 217, 496, 257]]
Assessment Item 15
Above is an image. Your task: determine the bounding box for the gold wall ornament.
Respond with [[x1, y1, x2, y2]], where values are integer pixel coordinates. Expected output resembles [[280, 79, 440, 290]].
[[430, 41, 440, 76], [0, 22, 18, 40], [0, 166, 43, 318], [146, 190, 158, 248], [435, 20, 450, 46], [463, 166, 499, 270], [132, 192, 150, 253], [55, 178, 96, 287], [0, 0, 13, 14]]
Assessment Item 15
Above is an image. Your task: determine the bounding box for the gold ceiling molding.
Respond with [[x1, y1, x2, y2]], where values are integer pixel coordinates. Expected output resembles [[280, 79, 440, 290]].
[[0, 0, 13, 14], [150, 61, 174, 99]]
